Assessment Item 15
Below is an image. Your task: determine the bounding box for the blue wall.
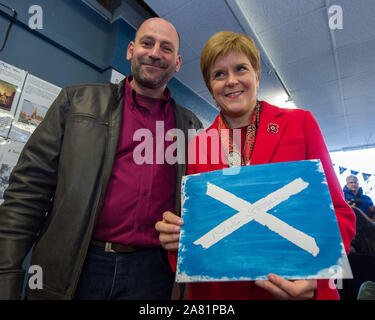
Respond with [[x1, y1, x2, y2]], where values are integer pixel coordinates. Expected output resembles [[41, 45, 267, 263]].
[[0, 0, 217, 298], [0, 0, 217, 125]]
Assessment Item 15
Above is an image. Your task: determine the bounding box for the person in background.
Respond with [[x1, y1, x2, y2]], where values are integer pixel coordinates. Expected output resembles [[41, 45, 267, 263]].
[[343, 175, 374, 217], [357, 281, 375, 300], [367, 206, 375, 222], [156, 30, 355, 300], [0, 17, 202, 300]]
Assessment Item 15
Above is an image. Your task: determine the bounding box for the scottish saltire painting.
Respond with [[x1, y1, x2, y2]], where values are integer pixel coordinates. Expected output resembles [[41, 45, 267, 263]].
[[176, 160, 352, 282]]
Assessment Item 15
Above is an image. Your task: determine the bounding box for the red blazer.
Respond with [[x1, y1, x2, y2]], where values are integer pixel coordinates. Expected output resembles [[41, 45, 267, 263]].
[[170, 101, 356, 300]]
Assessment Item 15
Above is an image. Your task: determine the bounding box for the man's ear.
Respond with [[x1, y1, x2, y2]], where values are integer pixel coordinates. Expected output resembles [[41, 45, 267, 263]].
[[126, 42, 134, 61], [174, 55, 182, 72]]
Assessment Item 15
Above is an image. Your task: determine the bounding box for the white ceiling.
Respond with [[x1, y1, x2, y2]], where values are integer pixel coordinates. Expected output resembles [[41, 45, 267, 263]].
[[117, 0, 375, 152], [142, 0, 375, 152]]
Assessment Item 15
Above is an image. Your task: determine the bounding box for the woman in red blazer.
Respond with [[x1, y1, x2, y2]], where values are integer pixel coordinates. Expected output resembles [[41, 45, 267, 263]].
[[156, 31, 355, 300]]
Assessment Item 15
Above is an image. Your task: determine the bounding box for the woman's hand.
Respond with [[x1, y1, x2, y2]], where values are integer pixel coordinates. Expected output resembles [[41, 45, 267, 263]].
[[155, 211, 184, 251], [255, 274, 317, 300]]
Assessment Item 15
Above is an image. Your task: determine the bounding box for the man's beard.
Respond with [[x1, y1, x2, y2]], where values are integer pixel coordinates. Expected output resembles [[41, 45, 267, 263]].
[[131, 58, 176, 89]]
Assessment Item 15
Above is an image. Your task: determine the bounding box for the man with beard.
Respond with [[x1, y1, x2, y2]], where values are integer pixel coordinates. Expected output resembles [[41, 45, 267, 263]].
[[0, 18, 202, 300]]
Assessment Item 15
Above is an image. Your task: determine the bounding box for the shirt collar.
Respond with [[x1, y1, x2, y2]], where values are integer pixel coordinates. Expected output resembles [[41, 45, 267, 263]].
[[125, 75, 172, 110]]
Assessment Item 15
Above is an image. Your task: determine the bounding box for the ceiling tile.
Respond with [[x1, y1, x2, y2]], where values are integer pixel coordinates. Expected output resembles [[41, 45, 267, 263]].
[[344, 94, 375, 116], [280, 51, 337, 91], [337, 38, 375, 79], [342, 71, 375, 99], [315, 115, 349, 149], [178, 41, 200, 65], [160, 0, 243, 52], [144, 0, 193, 17], [235, 0, 325, 34], [333, 0, 375, 48], [138, 0, 374, 151], [347, 112, 375, 128], [258, 9, 332, 65], [290, 80, 341, 111], [347, 120, 375, 148]]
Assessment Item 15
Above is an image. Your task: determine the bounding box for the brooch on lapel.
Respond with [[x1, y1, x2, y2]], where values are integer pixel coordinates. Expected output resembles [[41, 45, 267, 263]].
[[267, 123, 279, 134]]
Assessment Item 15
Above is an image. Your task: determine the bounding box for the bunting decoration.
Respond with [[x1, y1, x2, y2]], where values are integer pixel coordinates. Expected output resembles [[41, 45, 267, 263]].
[[363, 173, 372, 182], [339, 166, 347, 175]]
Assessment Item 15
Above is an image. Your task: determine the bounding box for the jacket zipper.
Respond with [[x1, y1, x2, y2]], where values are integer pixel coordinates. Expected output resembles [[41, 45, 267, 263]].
[[69, 117, 112, 298]]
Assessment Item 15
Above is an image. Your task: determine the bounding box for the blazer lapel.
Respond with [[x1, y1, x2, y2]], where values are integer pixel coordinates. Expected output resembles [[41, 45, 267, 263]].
[[251, 101, 286, 165]]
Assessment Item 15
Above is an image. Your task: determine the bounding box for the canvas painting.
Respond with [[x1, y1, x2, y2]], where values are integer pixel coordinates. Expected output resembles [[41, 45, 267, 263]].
[[176, 159, 352, 282]]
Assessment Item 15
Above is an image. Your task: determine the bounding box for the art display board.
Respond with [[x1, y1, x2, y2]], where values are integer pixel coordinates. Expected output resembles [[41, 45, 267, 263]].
[[0, 138, 25, 204], [176, 159, 352, 282], [8, 74, 61, 143], [0, 60, 27, 138]]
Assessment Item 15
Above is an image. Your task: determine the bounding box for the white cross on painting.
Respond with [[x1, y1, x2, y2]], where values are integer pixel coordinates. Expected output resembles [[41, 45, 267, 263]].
[[194, 179, 320, 257]]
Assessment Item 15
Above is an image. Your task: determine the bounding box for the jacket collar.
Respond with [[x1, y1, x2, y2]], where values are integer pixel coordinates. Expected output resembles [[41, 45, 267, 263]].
[[343, 185, 363, 197], [109, 78, 126, 106], [251, 101, 286, 164], [109, 76, 190, 132], [208, 101, 286, 165]]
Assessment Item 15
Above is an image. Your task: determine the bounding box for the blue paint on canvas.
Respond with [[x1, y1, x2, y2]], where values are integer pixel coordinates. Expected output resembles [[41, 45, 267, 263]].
[[176, 160, 352, 282]]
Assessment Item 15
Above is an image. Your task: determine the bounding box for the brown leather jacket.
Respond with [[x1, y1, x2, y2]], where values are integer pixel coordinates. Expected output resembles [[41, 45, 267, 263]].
[[0, 79, 203, 299]]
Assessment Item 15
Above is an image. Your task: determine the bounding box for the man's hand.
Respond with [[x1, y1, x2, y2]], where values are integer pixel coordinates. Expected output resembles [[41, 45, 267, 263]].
[[155, 211, 184, 251], [255, 274, 317, 300], [347, 200, 356, 207]]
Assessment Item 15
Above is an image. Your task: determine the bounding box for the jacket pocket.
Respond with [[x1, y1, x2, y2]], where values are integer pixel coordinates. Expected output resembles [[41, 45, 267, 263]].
[[279, 137, 305, 146], [68, 113, 108, 126], [272, 143, 307, 162]]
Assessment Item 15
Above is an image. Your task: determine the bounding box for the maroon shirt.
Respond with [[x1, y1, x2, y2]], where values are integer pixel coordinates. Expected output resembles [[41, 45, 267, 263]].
[[93, 76, 176, 247]]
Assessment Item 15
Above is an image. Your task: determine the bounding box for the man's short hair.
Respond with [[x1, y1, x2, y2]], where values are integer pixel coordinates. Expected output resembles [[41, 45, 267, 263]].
[[346, 175, 358, 183]]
